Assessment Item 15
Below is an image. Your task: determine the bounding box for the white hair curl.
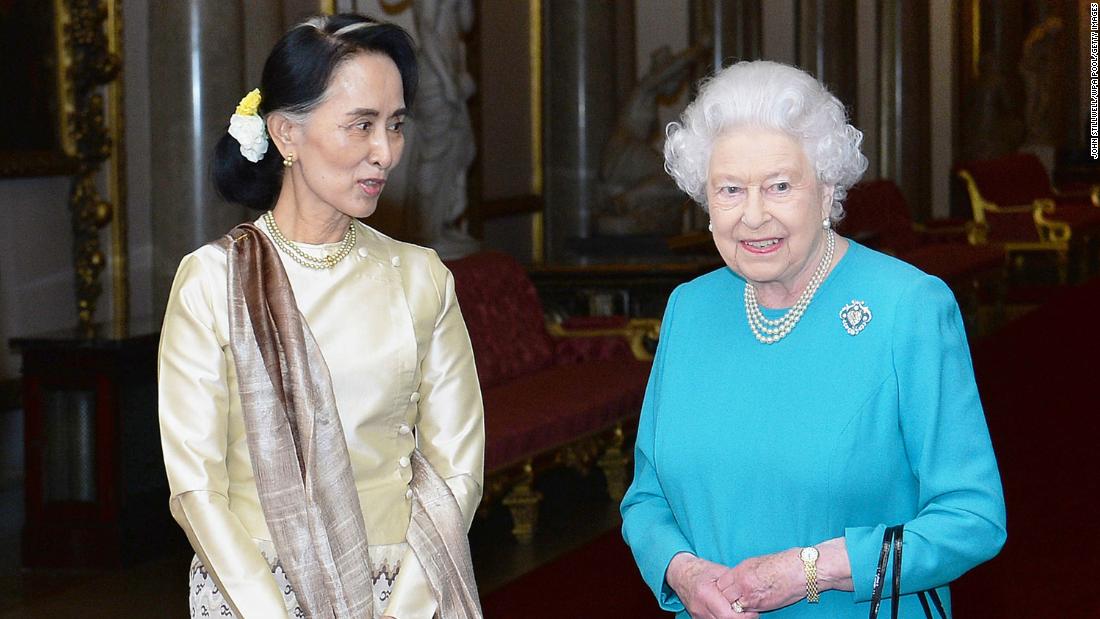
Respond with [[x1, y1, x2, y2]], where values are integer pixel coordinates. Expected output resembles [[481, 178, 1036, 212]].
[[664, 60, 868, 222]]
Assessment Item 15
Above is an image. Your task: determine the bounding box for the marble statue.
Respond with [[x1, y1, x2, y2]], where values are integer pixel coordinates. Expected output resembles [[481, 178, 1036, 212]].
[[598, 44, 707, 237], [410, 0, 479, 259], [962, 52, 1026, 161], [1019, 15, 1065, 171]]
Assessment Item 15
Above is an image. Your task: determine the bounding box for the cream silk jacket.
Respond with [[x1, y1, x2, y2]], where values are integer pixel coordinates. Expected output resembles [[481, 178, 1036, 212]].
[[158, 218, 485, 618]]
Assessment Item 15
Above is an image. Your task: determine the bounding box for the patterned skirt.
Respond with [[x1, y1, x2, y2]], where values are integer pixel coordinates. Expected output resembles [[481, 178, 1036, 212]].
[[188, 539, 407, 619]]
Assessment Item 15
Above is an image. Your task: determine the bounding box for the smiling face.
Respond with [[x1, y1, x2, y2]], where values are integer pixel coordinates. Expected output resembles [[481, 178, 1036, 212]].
[[275, 52, 407, 223], [707, 126, 834, 302]]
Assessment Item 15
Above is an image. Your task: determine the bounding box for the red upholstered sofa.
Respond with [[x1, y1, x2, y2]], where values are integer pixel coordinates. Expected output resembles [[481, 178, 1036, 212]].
[[839, 179, 1005, 331], [954, 152, 1100, 281], [445, 250, 658, 542], [840, 179, 1004, 284]]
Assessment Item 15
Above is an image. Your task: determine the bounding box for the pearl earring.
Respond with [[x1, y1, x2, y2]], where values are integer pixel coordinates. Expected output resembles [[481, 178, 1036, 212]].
[[822, 217, 830, 229], [708, 222, 713, 232], [283, 153, 296, 168]]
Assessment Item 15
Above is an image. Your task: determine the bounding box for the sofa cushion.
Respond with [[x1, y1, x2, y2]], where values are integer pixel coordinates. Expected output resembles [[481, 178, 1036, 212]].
[[483, 358, 652, 471], [956, 153, 1054, 206], [447, 251, 555, 389]]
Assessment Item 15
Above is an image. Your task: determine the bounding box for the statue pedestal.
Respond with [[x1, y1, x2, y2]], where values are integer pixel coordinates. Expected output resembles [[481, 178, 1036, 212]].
[[1053, 147, 1100, 193], [533, 235, 722, 319]]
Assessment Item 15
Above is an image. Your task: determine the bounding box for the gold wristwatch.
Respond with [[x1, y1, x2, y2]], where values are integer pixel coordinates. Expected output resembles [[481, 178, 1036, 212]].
[[799, 546, 820, 603]]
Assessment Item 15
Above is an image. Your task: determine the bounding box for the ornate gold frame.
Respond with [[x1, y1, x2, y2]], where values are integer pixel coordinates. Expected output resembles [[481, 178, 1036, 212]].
[[106, 0, 127, 335], [57, 0, 125, 334], [377, 0, 413, 15], [530, 0, 545, 265], [0, 1, 127, 332], [0, 1, 77, 176]]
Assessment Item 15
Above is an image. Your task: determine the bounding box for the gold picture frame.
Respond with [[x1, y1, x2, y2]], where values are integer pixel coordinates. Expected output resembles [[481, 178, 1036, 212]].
[[2, 0, 125, 333], [0, 0, 78, 177]]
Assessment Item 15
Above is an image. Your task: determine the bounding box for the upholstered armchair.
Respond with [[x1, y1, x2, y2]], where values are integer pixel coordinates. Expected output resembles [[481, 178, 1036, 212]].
[[445, 250, 656, 542], [954, 153, 1100, 281], [839, 179, 1004, 331]]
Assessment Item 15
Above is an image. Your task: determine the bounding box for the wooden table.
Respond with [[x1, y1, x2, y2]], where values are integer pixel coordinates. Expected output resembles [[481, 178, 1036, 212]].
[[530, 257, 723, 319]]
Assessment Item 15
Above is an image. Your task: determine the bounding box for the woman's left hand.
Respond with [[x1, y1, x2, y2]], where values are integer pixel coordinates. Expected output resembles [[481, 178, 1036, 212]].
[[715, 548, 805, 614]]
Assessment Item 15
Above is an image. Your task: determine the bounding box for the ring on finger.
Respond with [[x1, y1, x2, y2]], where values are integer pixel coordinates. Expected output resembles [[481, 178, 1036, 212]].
[[731, 599, 744, 613]]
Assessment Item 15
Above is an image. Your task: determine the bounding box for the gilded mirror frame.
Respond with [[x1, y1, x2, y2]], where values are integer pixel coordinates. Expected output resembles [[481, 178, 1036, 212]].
[[0, 0, 78, 177]]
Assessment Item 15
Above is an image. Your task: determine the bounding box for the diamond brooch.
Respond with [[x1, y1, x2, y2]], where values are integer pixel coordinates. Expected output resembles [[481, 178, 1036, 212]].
[[840, 300, 872, 335]]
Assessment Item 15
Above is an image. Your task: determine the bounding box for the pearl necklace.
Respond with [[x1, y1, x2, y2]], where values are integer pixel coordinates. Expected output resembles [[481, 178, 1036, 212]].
[[743, 228, 836, 344], [263, 210, 357, 270]]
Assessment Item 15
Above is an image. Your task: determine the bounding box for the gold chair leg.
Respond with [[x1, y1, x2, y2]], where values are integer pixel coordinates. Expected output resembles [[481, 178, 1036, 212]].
[[597, 423, 629, 501], [502, 460, 542, 544], [558, 439, 598, 476]]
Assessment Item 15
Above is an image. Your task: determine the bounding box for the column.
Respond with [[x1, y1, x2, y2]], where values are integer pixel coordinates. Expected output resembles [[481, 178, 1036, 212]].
[[149, 1, 250, 318], [798, 0, 857, 114], [879, 0, 931, 219], [691, 0, 762, 72], [543, 0, 620, 263]]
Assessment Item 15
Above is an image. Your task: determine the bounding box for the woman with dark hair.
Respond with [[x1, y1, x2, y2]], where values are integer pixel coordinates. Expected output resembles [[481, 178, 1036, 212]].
[[158, 13, 484, 619]]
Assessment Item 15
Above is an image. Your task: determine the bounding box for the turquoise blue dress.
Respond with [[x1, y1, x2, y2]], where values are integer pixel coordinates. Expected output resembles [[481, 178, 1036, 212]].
[[621, 240, 1006, 618]]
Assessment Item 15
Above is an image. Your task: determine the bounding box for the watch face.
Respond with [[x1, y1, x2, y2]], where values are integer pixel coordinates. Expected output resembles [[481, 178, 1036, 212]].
[[800, 547, 819, 563]]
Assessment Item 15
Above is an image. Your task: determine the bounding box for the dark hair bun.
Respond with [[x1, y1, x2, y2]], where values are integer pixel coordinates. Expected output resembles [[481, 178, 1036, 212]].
[[213, 132, 283, 210]]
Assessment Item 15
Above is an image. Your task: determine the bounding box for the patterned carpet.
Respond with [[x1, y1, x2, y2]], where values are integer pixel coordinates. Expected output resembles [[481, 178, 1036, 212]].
[[483, 278, 1100, 618]]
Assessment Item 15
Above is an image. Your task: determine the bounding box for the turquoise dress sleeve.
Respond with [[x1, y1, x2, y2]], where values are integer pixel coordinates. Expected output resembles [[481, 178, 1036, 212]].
[[620, 287, 694, 613], [844, 275, 1007, 601]]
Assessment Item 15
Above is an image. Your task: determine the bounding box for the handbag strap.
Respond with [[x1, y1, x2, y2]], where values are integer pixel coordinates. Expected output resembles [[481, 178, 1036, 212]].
[[868, 526, 894, 619], [890, 526, 904, 619], [918, 588, 948, 619], [897, 525, 948, 619], [868, 524, 946, 619]]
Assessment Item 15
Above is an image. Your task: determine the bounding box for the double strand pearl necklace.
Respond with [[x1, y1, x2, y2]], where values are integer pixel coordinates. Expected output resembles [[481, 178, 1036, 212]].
[[743, 228, 836, 344], [263, 210, 357, 270]]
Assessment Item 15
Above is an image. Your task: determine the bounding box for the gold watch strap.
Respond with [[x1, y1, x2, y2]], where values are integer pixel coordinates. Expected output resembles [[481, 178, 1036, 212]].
[[804, 560, 820, 603], [801, 547, 820, 603]]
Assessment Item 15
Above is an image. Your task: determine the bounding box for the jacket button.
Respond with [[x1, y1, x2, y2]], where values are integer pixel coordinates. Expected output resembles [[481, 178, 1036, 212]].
[[398, 456, 410, 468], [398, 424, 411, 435], [410, 392, 420, 403], [391, 256, 401, 267], [405, 488, 414, 500], [357, 247, 368, 258]]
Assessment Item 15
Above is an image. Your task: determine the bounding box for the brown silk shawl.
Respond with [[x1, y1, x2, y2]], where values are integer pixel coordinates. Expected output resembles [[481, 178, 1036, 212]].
[[221, 223, 482, 619]]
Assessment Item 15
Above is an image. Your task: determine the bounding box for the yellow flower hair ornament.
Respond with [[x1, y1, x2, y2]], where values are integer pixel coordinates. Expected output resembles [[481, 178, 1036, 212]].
[[228, 88, 269, 163]]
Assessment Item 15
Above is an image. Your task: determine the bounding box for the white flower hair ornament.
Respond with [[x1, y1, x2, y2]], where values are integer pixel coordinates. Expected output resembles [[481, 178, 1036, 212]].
[[228, 89, 269, 163]]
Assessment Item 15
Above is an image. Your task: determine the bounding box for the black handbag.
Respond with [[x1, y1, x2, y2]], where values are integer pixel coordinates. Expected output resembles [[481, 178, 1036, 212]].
[[868, 525, 948, 619]]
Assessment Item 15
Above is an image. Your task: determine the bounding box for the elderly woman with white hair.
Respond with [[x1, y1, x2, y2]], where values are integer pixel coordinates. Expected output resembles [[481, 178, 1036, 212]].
[[620, 61, 1006, 619]]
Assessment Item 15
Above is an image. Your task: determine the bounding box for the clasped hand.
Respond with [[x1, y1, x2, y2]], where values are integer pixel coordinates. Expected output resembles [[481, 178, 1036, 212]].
[[667, 549, 806, 619]]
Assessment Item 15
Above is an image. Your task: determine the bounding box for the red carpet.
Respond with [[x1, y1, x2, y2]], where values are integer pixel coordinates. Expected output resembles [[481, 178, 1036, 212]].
[[482, 531, 663, 619], [952, 277, 1100, 617], [483, 278, 1100, 618]]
